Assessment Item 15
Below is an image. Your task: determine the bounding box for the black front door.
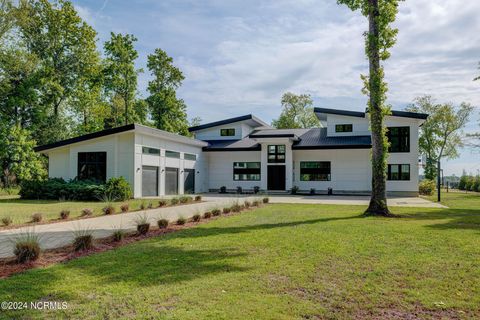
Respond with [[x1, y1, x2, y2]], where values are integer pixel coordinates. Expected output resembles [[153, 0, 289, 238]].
[[184, 169, 195, 194], [268, 165, 286, 190]]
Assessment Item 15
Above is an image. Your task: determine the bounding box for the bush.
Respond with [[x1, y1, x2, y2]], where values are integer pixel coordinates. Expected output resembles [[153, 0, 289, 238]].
[[179, 196, 193, 204], [135, 214, 150, 235], [474, 176, 480, 192], [120, 203, 129, 212], [171, 198, 179, 205], [310, 188, 316, 195], [147, 202, 153, 209], [222, 207, 231, 214], [2, 216, 13, 226], [252, 200, 261, 207], [210, 208, 220, 216], [20, 178, 105, 201], [244, 201, 251, 209], [112, 229, 126, 242], [157, 218, 169, 228], [219, 186, 227, 193], [102, 205, 115, 215], [203, 211, 212, 219], [291, 186, 299, 195], [458, 175, 468, 190], [192, 214, 201, 222], [236, 186, 243, 194], [81, 208, 93, 217], [158, 200, 168, 207], [466, 176, 476, 191], [105, 177, 132, 201], [59, 210, 70, 220], [195, 195, 202, 201], [419, 179, 436, 196], [253, 186, 260, 194], [231, 204, 242, 213], [262, 197, 269, 204], [176, 216, 186, 225], [73, 230, 94, 251], [31, 213, 42, 223], [14, 233, 41, 263]]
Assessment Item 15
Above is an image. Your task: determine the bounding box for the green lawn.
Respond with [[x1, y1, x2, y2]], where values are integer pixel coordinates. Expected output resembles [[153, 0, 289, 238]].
[[0, 197, 183, 226], [0, 192, 479, 319]]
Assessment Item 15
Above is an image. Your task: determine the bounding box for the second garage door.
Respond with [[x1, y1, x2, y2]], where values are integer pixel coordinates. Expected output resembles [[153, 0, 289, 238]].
[[165, 167, 179, 195]]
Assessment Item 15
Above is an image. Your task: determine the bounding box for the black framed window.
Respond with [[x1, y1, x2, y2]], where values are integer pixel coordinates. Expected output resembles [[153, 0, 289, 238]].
[[220, 128, 236, 136], [233, 162, 260, 181], [387, 127, 410, 152], [166, 150, 180, 158], [335, 124, 353, 133], [77, 152, 107, 182], [268, 145, 286, 163], [300, 162, 331, 181], [184, 153, 197, 161], [387, 164, 410, 181], [142, 146, 160, 155]]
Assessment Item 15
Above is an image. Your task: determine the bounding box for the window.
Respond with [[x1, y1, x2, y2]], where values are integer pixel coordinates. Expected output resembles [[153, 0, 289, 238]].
[[220, 128, 236, 136], [387, 127, 410, 152], [77, 152, 107, 182], [387, 164, 410, 181], [268, 145, 286, 163], [165, 150, 180, 158], [142, 146, 160, 155], [233, 162, 261, 181], [184, 153, 197, 161], [335, 124, 353, 132], [300, 162, 331, 181]]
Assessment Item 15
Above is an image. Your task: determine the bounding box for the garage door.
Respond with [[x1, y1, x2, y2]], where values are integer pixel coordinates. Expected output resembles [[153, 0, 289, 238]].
[[184, 169, 195, 194], [165, 167, 179, 195], [142, 166, 158, 197]]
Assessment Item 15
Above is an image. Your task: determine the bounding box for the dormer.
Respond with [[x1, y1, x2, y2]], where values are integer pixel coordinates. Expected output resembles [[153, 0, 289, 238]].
[[189, 114, 271, 141]]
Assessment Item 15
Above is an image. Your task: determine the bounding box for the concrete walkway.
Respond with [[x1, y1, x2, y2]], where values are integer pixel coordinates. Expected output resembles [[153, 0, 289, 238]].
[[0, 194, 444, 259]]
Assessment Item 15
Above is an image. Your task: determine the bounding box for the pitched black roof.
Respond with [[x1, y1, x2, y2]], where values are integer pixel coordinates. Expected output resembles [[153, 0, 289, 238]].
[[188, 114, 269, 132], [314, 107, 428, 120]]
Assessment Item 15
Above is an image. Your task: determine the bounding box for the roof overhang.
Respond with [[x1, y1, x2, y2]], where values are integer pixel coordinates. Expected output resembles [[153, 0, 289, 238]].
[[188, 114, 271, 132], [314, 107, 428, 121]]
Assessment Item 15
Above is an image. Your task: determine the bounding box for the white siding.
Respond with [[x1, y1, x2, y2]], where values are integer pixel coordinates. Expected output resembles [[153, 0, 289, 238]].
[[48, 148, 70, 179], [326, 114, 370, 137], [194, 122, 255, 141]]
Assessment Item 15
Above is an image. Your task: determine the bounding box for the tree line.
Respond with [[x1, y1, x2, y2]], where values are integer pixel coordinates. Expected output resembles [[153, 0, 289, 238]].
[[0, 0, 192, 187]]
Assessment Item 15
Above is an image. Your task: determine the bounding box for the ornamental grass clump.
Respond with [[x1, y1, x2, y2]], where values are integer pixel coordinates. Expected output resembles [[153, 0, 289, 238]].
[[223, 207, 231, 214], [73, 229, 94, 252], [59, 209, 70, 220], [211, 208, 221, 216], [2, 216, 12, 226], [120, 203, 129, 213], [102, 205, 115, 215], [14, 232, 41, 263], [112, 229, 126, 242], [179, 196, 193, 204], [81, 208, 93, 217], [195, 195, 202, 201], [157, 218, 169, 229], [262, 197, 270, 204], [252, 200, 261, 207], [192, 214, 201, 222], [203, 211, 212, 219], [135, 214, 150, 235], [231, 204, 242, 213], [158, 200, 168, 207], [244, 201, 251, 209], [31, 213, 43, 223], [176, 216, 186, 225], [170, 198, 179, 205]]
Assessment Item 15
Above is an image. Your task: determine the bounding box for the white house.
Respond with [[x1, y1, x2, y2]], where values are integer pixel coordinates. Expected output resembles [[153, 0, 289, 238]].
[[35, 107, 428, 197]]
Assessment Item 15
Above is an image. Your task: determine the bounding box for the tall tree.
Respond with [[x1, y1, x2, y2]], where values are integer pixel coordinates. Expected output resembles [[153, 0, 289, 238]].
[[407, 95, 473, 180], [16, 0, 99, 143], [337, 0, 401, 216], [146, 48, 189, 135], [272, 93, 320, 129], [103, 32, 141, 126]]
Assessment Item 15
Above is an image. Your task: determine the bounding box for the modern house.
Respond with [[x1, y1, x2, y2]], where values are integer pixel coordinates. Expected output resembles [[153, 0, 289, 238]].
[[35, 107, 428, 197]]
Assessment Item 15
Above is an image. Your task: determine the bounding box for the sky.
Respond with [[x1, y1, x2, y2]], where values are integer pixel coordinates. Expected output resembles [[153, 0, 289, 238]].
[[73, 0, 480, 176]]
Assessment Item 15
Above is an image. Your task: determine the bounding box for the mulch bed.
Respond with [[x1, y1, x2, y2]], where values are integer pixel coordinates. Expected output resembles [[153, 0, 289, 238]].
[[0, 205, 256, 279]]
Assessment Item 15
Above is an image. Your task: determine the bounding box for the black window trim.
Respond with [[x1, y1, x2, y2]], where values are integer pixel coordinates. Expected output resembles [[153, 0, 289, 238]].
[[267, 145, 286, 163], [387, 164, 411, 181], [77, 151, 107, 182], [387, 126, 410, 153], [335, 124, 353, 133], [299, 161, 331, 181], [220, 128, 236, 136], [233, 162, 261, 181]]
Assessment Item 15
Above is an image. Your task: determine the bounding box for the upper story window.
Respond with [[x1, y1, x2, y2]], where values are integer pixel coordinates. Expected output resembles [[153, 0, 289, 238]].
[[220, 128, 236, 136], [268, 145, 286, 163], [300, 161, 331, 181], [184, 153, 197, 161], [78, 152, 106, 182], [142, 146, 160, 155], [387, 127, 410, 152], [387, 164, 410, 181], [335, 124, 353, 133], [165, 150, 180, 159]]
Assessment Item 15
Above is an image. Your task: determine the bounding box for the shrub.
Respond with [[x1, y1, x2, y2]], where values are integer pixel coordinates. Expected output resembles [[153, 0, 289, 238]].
[[219, 186, 227, 193], [466, 176, 476, 191], [59, 210, 70, 220], [252, 200, 261, 207], [2, 216, 13, 226], [176, 216, 186, 225], [203, 211, 212, 219], [262, 197, 269, 204], [195, 195, 202, 201], [31, 213, 42, 223], [192, 214, 201, 222], [474, 176, 480, 192], [236, 186, 243, 194], [158, 200, 168, 207], [459, 175, 468, 190], [170, 198, 179, 205], [81, 208, 93, 217], [231, 203, 242, 213], [310, 188, 316, 195], [223, 207, 231, 214], [419, 179, 436, 196], [210, 208, 220, 216], [105, 177, 132, 201], [112, 229, 126, 242], [179, 196, 193, 204], [20, 178, 105, 201], [135, 214, 150, 235], [253, 186, 260, 194], [102, 205, 115, 215], [291, 186, 299, 195], [157, 218, 169, 228], [73, 230, 94, 251], [147, 202, 153, 209], [139, 202, 146, 210], [14, 233, 41, 263], [120, 203, 129, 213], [244, 201, 251, 209]]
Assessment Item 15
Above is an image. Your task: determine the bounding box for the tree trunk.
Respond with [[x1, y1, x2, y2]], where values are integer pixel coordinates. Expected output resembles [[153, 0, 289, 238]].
[[365, 0, 392, 216]]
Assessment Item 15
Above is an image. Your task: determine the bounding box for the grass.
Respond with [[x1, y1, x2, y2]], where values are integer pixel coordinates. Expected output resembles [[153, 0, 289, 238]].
[[0, 197, 186, 227], [0, 192, 479, 318]]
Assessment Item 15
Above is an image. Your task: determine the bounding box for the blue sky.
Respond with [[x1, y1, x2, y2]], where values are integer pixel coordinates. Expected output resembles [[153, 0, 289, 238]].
[[73, 0, 480, 176]]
